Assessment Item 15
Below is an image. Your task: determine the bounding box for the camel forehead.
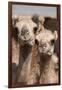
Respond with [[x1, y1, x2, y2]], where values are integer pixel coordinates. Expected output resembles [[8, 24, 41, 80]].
[[16, 19, 37, 29], [37, 30, 54, 42]]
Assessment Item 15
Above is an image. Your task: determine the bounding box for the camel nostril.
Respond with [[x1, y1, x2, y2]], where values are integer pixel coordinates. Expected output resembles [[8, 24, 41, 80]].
[[41, 43, 47, 48], [35, 39, 39, 45]]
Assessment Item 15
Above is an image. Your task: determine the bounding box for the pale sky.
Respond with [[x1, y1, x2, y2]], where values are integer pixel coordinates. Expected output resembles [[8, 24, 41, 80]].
[[12, 5, 57, 18]]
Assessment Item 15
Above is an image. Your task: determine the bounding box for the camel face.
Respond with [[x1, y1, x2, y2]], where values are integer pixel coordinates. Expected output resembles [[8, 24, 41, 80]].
[[36, 29, 58, 55], [15, 18, 38, 46]]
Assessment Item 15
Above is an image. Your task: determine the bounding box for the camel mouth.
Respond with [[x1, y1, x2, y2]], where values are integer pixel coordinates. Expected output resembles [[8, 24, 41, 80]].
[[22, 38, 32, 43]]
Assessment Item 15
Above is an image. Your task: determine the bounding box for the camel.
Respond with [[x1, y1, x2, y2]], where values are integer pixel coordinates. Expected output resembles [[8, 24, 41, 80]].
[[35, 29, 59, 84], [12, 15, 45, 86]]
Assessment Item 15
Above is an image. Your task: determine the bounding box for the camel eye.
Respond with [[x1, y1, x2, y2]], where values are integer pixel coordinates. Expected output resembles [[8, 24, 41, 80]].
[[33, 27, 38, 34], [15, 27, 19, 35], [13, 27, 19, 42], [35, 39, 39, 45], [51, 39, 55, 45]]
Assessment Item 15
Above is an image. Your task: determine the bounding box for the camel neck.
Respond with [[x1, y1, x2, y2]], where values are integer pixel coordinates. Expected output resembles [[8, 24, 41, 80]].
[[40, 54, 52, 73]]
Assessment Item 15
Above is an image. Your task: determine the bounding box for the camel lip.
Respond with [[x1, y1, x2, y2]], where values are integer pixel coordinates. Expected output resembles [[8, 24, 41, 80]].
[[23, 38, 33, 43], [40, 52, 52, 57]]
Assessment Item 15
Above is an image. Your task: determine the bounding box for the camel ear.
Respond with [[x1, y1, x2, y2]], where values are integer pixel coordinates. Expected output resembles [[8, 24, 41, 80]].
[[12, 15, 19, 27], [32, 15, 45, 25], [54, 31, 58, 40], [32, 14, 39, 24], [39, 16, 45, 25]]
